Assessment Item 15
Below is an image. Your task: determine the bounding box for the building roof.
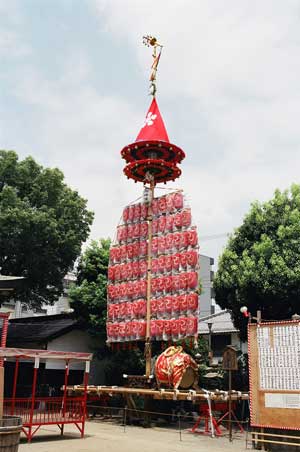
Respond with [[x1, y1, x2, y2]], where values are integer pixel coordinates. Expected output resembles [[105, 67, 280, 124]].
[[6, 314, 79, 345], [198, 310, 239, 335], [0, 347, 92, 361], [0, 276, 25, 290]]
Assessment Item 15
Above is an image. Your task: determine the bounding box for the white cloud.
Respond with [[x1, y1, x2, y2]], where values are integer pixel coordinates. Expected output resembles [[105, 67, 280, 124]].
[[2, 0, 300, 268]]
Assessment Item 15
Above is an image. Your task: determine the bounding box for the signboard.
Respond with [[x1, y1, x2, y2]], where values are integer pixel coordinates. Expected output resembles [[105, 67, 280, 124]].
[[106, 191, 199, 344], [248, 320, 300, 430], [222, 345, 238, 371]]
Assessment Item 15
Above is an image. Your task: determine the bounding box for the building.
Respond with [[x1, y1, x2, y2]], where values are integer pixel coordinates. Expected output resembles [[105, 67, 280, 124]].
[[198, 310, 247, 364]]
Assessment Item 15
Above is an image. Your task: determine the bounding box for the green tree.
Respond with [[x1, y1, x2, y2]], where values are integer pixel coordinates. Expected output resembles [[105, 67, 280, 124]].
[[69, 239, 110, 340], [214, 185, 300, 339], [0, 150, 93, 306]]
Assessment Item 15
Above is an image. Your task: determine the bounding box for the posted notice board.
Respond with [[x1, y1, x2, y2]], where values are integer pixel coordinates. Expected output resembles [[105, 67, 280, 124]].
[[248, 320, 300, 430]]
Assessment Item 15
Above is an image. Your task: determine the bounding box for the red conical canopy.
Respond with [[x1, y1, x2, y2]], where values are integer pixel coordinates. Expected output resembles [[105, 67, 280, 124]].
[[121, 97, 185, 184], [136, 98, 169, 142]]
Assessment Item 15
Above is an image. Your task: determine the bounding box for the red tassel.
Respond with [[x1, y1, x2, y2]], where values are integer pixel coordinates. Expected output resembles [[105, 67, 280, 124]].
[[189, 338, 193, 349]]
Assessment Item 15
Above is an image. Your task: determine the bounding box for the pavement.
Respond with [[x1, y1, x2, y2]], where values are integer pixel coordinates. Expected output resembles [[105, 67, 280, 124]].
[[18, 420, 248, 451]]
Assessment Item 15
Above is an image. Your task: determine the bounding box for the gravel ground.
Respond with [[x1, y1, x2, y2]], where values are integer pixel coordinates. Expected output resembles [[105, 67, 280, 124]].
[[18, 420, 248, 452]]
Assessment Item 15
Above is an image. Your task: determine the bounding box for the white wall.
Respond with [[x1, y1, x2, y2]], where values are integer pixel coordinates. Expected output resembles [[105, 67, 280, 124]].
[[46, 330, 91, 370]]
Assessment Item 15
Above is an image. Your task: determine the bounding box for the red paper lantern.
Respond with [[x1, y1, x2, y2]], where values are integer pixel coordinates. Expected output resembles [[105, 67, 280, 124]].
[[133, 281, 140, 298], [151, 237, 158, 255], [125, 302, 134, 318], [140, 241, 147, 256], [166, 193, 174, 212], [123, 206, 129, 223], [127, 243, 134, 259], [119, 263, 126, 280], [127, 224, 134, 241], [172, 253, 180, 271], [180, 252, 187, 269], [137, 321, 146, 338], [158, 215, 166, 234], [108, 266, 115, 281], [120, 245, 127, 261], [171, 319, 180, 337], [140, 222, 148, 238], [186, 317, 198, 335], [126, 282, 133, 299], [151, 298, 157, 316], [133, 223, 140, 239], [157, 255, 166, 273], [172, 295, 180, 313], [132, 242, 140, 258], [150, 320, 157, 338], [172, 274, 181, 292], [107, 285, 115, 301], [157, 298, 165, 316], [165, 214, 174, 232], [131, 321, 138, 339], [179, 294, 188, 312], [158, 236, 166, 254], [187, 229, 198, 247], [112, 323, 120, 339], [173, 232, 182, 249], [165, 255, 173, 273], [181, 231, 189, 249], [125, 322, 132, 340], [137, 299, 146, 317], [134, 203, 141, 222], [132, 261, 139, 278], [107, 322, 114, 339], [164, 319, 172, 337], [151, 258, 158, 274], [119, 322, 126, 339], [151, 278, 158, 294], [128, 205, 134, 222], [186, 250, 198, 267], [141, 203, 148, 220], [164, 296, 172, 314], [157, 277, 165, 293], [158, 196, 167, 214], [107, 304, 114, 320], [179, 317, 187, 336], [139, 260, 147, 277], [182, 209, 192, 228], [187, 293, 198, 311], [179, 273, 187, 291], [174, 211, 182, 229], [109, 247, 116, 263], [187, 272, 198, 290], [152, 198, 159, 216], [119, 302, 127, 319], [156, 320, 164, 338], [173, 192, 184, 210], [164, 275, 173, 293], [152, 218, 158, 235], [138, 279, 147, 297], [165, 233, 174, 251]]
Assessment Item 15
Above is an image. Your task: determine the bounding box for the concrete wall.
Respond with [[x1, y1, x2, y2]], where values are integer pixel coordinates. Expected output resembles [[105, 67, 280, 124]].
[[199, 254, 214, 318]]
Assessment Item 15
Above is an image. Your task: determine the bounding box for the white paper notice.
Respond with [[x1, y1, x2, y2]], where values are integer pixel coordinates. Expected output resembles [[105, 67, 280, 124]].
[[265, 393, 300, 409]]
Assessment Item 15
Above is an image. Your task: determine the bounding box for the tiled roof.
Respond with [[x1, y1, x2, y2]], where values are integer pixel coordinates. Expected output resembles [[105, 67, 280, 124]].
[[198, 310, 238, 334], [6, 314, 78, 345]]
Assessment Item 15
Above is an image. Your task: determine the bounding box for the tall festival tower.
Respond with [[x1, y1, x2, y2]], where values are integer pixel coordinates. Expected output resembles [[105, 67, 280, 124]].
[[107, 37, 200, 377]]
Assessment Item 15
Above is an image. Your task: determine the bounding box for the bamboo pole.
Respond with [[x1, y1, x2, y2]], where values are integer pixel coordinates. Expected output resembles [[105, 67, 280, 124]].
[[145, 180, 155, 377]]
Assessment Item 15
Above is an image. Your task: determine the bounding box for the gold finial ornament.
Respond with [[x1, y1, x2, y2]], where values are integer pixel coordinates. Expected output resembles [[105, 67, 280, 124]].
[[142, 35, 163, 96]]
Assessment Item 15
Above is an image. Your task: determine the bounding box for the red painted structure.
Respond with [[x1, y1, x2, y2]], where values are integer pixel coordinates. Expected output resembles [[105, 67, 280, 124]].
[[0, 347, 92, 442]]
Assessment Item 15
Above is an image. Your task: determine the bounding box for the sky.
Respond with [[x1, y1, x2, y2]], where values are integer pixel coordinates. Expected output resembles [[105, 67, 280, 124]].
[[1, 0, 300, 269]]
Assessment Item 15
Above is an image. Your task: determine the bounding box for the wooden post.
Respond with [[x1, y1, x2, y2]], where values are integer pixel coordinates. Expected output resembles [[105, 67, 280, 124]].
[[11, 359, 19, 415], [145, 181, 154, 377], [0, 367, 4, 419], [228, 369, 232, 442]]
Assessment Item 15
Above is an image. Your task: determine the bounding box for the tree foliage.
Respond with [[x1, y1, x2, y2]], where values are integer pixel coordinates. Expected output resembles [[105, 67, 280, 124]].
[[69, 239, 110, 338], [0, 150, 93, 306], [214, 185, 300, 339]]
